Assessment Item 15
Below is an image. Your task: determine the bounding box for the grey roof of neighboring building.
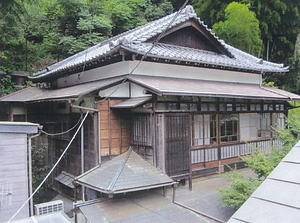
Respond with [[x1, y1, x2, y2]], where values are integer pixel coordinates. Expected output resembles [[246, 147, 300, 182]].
[[110, 96, 152, 109], [128, 75, 300, 100], [0, 77, 124, 102], [55, 171, 75, 189], [74, 148, 174, 195], [31, 5, 288, 82], [11, 212, 73, 223], [0, 122, 40, 134], [227, 141, 300, 223]]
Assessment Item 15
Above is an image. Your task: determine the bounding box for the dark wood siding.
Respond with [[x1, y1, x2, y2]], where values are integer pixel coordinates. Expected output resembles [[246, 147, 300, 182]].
[[164, 113, 191, 176]]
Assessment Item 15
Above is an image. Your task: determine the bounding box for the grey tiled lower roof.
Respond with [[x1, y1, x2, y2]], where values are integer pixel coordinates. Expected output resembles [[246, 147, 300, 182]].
[[128, 75, 300, 100], [74, 148, 174, 195], [228, 141, 300, 223]]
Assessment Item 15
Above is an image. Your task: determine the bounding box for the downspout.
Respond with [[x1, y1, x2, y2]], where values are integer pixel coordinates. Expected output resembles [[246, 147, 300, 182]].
[[28, 125, 42, 216], [69, 103, 101, 201], [80, 121, 85, 201]]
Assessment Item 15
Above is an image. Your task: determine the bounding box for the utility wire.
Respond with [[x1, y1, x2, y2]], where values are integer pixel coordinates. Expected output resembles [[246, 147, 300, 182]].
[[8, 1, 191, 221], [41, 113, 83, 136], [7, 111, 90, 222], [99, 0, 189, 103]]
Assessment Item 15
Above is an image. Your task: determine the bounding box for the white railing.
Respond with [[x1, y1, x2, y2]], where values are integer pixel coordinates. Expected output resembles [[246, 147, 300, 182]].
[[191, 139, 283, 165]]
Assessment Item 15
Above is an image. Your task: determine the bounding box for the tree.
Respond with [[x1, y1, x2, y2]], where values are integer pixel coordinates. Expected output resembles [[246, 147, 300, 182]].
[[192, 0, 300, 64], [284, 34, 300, 93], [212, 2, 263, 56], [0, 75, 16, 96]]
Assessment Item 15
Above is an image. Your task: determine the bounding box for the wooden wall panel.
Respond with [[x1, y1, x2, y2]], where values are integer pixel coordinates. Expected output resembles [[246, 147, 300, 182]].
[[96, 99, 131, 158]]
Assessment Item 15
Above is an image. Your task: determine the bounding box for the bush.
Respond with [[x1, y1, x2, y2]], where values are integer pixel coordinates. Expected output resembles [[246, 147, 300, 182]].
[[219, 168, 262, 210]]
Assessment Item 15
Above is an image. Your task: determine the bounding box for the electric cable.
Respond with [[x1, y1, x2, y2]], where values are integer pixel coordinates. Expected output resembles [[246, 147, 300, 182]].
[[41, 113, 83, 136], [98, 0, 190, 103], [7, 111, 90, 222], [8, 1, 191, 221]]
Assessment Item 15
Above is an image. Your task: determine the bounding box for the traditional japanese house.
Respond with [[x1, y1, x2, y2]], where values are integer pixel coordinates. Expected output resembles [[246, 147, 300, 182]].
[[1, 5, 300, 196]]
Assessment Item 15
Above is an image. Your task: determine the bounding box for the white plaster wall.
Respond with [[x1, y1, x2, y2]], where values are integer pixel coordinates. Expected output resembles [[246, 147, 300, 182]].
[[240, 113, 258, 141], [99, 82, 130, 98], [130, 83, 147, 97], [57, 61, 261, 88]]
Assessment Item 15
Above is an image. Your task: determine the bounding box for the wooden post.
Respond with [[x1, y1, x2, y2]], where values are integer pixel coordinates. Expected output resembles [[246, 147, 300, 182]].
[[108, 99, 112, 159], [217, 113, 224, 172]]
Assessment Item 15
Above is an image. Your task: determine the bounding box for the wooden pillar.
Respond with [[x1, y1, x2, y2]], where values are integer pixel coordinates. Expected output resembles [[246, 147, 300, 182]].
[[108, 99, 112, 159]]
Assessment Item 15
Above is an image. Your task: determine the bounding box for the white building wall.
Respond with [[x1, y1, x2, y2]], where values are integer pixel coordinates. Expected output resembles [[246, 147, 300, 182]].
[[57, 61, 261, 88], [240, 113, 258, 141]]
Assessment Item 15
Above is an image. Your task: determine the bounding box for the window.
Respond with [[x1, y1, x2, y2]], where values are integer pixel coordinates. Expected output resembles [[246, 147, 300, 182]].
[[258, 113, 271, 138], [220, 114, 239, 142], [192, 114, 216, 146], [132, 115, 152, 146]]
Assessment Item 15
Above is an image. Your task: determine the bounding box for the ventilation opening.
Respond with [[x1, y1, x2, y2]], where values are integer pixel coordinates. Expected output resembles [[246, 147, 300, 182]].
[[34, 200, 64, 215]]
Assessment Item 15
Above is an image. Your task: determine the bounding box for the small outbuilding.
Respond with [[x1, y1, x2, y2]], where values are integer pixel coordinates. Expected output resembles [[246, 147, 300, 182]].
[[0, 122, 40, 222]]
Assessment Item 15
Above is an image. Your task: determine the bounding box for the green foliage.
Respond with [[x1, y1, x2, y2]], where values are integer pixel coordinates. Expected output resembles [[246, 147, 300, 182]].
[[277, 105, 300, 149], [32, 143, 53, 204], [219, 169, 262, 210], [192, 0, 300, 63], [0, 75, 16, 96], [212, 2, 263, 56], [242, 148, 288, 179], [219, 110, 300, 209]]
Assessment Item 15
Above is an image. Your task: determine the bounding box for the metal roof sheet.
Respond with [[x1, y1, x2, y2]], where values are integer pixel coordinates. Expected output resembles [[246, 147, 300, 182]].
[[55, 171, 75, 189], [110, 96, 152, 108], [78, 192, 209, 223], [0, 121, 40, 134], [128, 75, 300, 100], [31, 5, 287, 81], [0, 77, 125, 102], [74, 148, 174, 195], [228, 142, 300, 223], [11, 212, 73, 223]]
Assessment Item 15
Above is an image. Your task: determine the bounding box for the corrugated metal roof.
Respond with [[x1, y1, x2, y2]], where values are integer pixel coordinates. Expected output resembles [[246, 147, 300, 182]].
[[0, 77, 125, 102], [74, 148, 174, 195], [11, 212, 73, 223], [110, 96, 152, 108], [31, 5, 287, 81], [228, 141, 300, 223], [55, 171, 75, 189], [128, 75, 300, 100]]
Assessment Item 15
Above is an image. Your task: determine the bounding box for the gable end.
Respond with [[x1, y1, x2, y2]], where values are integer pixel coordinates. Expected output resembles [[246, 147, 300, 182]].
[[147, 20, 233, 57]]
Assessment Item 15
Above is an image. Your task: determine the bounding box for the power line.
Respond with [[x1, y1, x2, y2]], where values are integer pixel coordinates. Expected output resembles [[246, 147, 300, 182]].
[[99, 0, 189, 102], [41, 113, 83, 136], [7, 111, 90, 222]]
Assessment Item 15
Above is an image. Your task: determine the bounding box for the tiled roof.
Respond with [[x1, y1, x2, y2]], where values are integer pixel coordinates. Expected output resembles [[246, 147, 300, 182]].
[[228, 141, 300, 223], [124, 43, 285, 73], [74, 148, 174, 195], [31, 5, 287, 81]]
